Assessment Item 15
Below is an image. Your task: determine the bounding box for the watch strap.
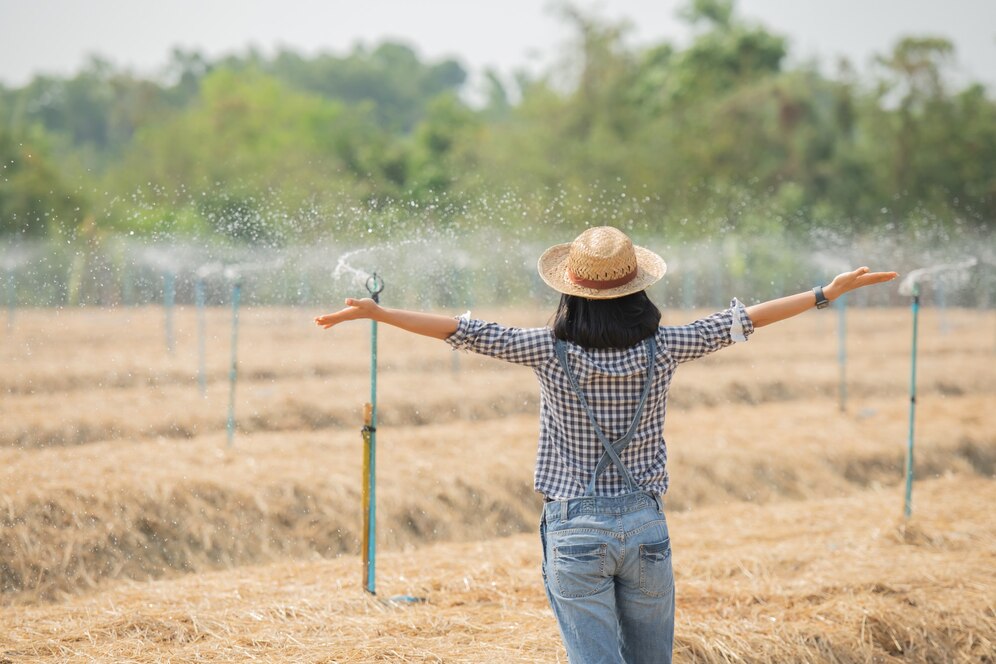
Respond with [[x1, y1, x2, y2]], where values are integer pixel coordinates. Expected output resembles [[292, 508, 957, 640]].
[[813, 286, 830, 309]]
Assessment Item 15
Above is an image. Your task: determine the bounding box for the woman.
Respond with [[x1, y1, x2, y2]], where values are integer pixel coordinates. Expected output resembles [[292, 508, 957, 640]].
[[315, 226, 897, 663]]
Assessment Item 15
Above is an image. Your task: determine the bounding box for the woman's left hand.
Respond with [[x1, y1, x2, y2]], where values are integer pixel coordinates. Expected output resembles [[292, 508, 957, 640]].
[[825, 267, 899, 300]]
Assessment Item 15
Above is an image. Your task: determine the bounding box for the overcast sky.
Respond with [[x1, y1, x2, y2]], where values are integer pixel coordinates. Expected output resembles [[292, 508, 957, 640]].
[[1, 0, 994, 93]]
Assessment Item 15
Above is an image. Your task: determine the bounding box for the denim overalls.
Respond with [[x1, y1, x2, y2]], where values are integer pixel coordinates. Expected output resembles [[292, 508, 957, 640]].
[[541, 337, 675, 664]]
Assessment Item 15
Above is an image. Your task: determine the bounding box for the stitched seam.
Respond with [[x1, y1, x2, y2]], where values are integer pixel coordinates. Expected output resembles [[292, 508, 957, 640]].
[[553, 543, 609, 599], [638, 542, 673, 598], [627, 518, 668, 539], [546, 527, 624, 540]]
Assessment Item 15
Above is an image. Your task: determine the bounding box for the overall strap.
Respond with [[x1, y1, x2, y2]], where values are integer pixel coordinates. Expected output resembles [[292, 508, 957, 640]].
[[554, 336, 657, 495]]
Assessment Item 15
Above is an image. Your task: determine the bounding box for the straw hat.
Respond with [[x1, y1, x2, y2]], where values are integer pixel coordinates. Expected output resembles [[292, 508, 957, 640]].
[[537, 226, 667, 299]]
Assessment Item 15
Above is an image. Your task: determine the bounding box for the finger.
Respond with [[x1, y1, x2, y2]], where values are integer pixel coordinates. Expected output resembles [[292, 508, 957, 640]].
[[857, 272, 898, 286]]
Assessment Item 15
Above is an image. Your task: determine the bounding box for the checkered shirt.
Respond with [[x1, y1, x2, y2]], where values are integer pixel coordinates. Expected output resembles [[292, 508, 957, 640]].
[[445, 299, 755, 499]]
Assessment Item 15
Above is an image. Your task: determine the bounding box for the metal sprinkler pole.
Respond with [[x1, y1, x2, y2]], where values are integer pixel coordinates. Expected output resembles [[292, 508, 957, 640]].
[[837, 294, 847, 412], [5, 269, 14, 331], [164, 271, 176, 354], [226, 281, 242, 447], [362, 272, 384, 595], [122, 263, 134, 307], [904, 282, 920, 518], [196, 277, 207, 397]]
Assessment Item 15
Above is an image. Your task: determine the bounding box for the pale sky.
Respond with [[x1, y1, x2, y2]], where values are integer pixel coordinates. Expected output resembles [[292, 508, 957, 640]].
[[1, 0, 994, 93]]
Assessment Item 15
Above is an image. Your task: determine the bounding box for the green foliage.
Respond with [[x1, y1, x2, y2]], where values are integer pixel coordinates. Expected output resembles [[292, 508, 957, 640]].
[[0, 125, 85, 236], [264, 42, 466, 132], [108, 68, 398, 242]]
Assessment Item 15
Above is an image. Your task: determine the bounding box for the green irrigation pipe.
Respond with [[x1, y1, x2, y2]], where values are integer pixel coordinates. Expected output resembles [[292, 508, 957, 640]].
[[363, 272, 384, 595], [226, 282, 242, 447], [904, 282, 920, 518]]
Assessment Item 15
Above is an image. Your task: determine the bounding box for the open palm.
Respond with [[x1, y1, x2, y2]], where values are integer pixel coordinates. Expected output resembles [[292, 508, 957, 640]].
[[829, 267, 898, 298], [314, 298, 379, 329]]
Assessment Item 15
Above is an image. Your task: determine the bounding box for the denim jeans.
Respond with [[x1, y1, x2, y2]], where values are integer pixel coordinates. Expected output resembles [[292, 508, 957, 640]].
[[541, 491, 675, 664]]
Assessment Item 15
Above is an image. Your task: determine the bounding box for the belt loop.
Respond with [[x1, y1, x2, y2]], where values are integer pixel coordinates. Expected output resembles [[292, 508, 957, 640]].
[[654, 493, 664, 514], [561, 499, 569, 521]]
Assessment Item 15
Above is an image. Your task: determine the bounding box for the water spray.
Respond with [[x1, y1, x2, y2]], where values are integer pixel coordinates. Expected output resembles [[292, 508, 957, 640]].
[[897, 258, 977, 517], [362, 271, 384, 595]]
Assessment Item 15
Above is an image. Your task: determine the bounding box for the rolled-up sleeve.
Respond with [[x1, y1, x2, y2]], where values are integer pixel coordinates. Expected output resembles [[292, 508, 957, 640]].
[[445, 316, 554, 367], [659, 298, 754, 363]]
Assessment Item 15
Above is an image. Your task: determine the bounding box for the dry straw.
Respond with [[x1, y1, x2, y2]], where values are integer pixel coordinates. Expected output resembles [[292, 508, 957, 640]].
[[1, 475, 993, 663], [1, 305, 993, 662], [2, 393, 991, 605]]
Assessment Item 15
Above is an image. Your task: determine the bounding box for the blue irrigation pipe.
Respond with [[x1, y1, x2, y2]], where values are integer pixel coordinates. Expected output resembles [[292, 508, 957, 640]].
[[164, 271, 176, 354], [682, 269, 695, 310], [904, 283, 920, 518], [226, 282, 242, 447], [713, 263, 723, 308], [936, 278, 949, 335], [196, 277, 207, 397], [837, 293, 847, 412], [5, 269, 14, 331], [122, 263, 134, 307]]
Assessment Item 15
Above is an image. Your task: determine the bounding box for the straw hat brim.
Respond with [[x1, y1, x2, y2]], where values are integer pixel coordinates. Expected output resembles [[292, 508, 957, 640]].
[[537, 242, 667, 300]]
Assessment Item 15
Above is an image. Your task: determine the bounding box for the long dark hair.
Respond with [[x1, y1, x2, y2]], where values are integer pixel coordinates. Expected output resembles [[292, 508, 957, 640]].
[[551, 291, 661, 349]]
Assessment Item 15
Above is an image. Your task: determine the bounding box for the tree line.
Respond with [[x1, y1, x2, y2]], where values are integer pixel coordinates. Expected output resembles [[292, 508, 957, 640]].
[[1, 0, 993, 244]]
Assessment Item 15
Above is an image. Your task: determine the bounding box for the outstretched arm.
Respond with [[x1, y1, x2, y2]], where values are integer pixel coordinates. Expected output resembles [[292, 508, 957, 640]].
[[746, 267, 898, 329], [314, 298, 458, 339]]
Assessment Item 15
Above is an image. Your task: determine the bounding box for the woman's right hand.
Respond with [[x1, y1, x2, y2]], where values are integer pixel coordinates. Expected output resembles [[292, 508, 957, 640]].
[[314, 298, 381, 330]]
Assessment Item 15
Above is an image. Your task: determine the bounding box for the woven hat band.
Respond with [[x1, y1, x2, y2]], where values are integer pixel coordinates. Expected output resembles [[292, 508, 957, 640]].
[[567, 266, 638, 290]]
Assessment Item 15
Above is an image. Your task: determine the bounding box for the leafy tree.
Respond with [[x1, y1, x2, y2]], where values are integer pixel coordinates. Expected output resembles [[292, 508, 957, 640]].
[[110, 68, 393, 242], [266, 42, 466, 133], [0, 125, 85, 236], [409, 93, 482, 199]]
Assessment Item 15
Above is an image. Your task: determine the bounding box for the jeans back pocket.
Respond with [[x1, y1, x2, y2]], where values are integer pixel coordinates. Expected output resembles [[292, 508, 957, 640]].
[[639, 539, 674, 598], [553, 542, 608, 598]]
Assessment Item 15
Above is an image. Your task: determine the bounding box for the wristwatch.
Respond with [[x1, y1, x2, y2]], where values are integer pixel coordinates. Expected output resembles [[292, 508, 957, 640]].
[[813, 286, 830, 309]]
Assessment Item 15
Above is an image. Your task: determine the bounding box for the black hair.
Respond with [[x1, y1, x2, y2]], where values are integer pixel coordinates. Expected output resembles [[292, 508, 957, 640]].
[[551, 291, 661, 350]]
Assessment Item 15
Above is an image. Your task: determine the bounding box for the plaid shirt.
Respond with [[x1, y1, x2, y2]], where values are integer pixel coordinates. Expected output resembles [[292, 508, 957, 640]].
[[445, 300, 755, 499]]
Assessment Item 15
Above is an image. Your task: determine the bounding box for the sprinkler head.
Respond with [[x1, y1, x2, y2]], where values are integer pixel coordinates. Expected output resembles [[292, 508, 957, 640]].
[[366, 272, 385, 301]]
